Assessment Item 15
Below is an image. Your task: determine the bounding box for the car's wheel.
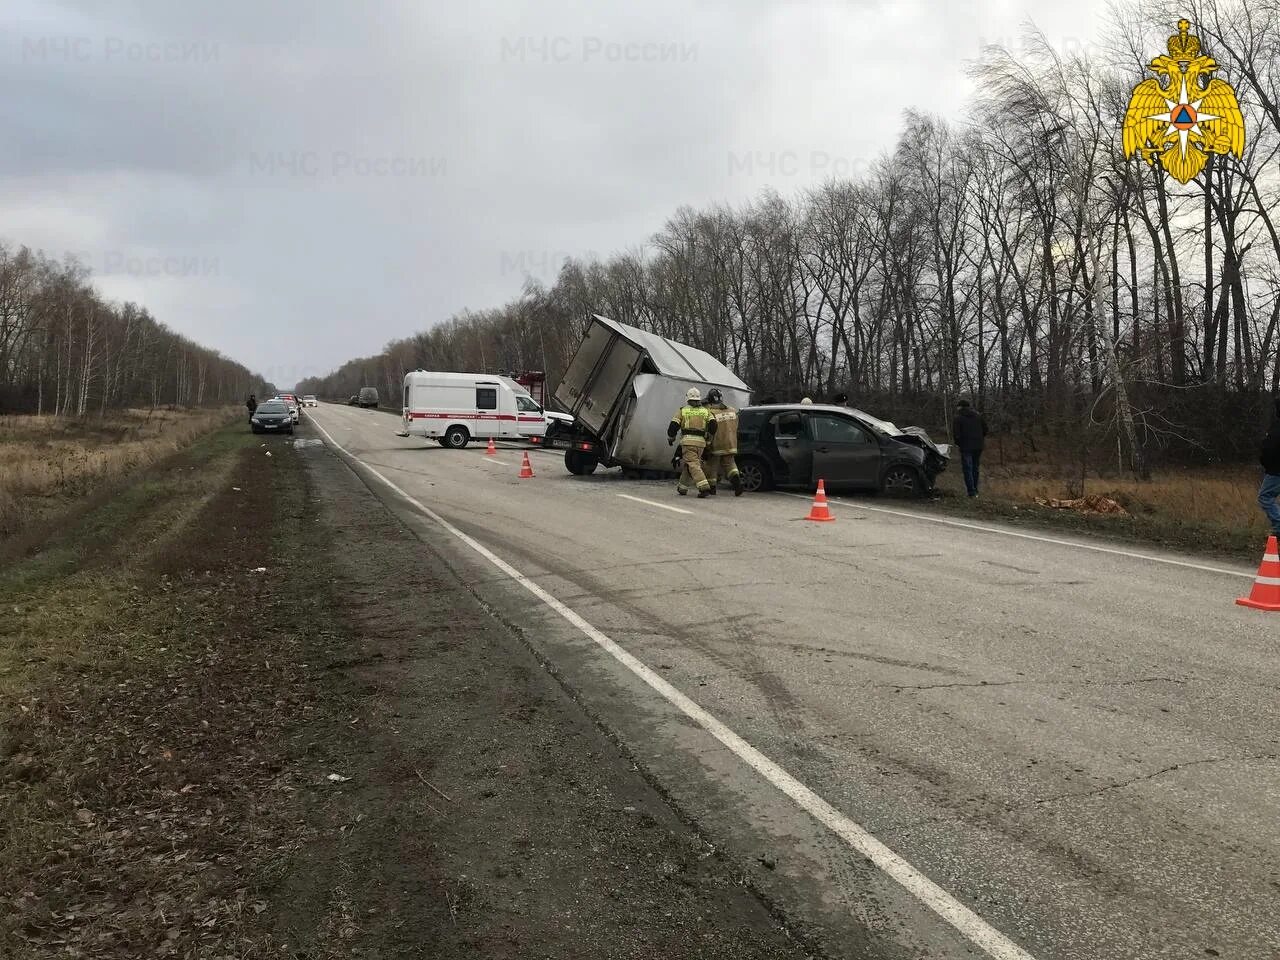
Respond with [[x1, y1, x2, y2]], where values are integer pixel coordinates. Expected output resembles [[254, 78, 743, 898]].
[[737, 457, 771, 493], [443, 426, 469, 449], [565, 449, 598, 475], [882, 464, 924, 498]]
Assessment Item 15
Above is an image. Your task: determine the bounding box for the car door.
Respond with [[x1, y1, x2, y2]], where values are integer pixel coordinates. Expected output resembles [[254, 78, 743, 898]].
[[806, 413, 881, 488], [475, 384, 500, 436], [770, 411, 812, 486]]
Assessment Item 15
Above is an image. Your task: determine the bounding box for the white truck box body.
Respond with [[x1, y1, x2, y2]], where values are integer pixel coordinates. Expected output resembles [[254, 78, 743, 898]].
[[553, 315, 751, 473]]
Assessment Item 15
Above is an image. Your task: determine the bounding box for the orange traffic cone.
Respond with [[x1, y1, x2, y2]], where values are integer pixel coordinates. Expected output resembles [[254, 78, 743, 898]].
[[1237, 536, 1280, 611], [806, 479, 835, 522], [518, 451, 535, 479], [486, 437, 497, 456]]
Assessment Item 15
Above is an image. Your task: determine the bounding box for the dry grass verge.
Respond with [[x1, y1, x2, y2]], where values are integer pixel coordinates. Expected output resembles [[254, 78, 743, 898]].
[[931, 456, 1270, 558], [0, 426, 313, 958], [0, 407, 239, 539]]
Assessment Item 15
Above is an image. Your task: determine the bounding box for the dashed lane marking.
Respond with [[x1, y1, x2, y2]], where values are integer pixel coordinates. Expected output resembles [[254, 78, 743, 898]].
[[780, 493, 1253, 579], [310, 415, 1039, 960], [616, 493, 693, 515]]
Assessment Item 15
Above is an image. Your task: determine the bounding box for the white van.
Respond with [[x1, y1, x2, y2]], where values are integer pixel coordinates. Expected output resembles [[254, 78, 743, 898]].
[[401, 371, 561, 448]]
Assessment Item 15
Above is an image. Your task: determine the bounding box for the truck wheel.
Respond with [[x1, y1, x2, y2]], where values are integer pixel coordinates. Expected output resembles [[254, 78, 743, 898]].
[[565, 450, 598, 475], [737, 457, 772, 493], [881, 465, 924, 498], [443, 426, 469, 449]]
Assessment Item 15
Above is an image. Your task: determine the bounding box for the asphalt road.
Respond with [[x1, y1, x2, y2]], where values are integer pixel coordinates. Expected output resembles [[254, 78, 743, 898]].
[[306, 403, 1278, 960]]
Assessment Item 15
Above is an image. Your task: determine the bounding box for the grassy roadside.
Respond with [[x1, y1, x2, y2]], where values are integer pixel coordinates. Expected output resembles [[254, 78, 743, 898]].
[[1, 416, 823, 960], [926, 460, 1268, 560], [0, 407, 241, 541], [0, 425, 327, 957]]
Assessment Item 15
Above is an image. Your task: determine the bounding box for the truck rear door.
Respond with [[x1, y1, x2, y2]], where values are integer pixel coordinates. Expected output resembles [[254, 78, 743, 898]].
[[554, 321, 642, 436]]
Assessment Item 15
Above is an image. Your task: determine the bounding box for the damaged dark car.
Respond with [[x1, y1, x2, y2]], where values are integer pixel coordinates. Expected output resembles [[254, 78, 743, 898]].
[[734, 404, 949, 497]]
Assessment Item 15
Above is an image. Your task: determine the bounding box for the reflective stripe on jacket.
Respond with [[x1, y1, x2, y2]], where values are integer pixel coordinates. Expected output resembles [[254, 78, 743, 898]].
[[708, 404, 738, 454], [671, 404, 715, 448]]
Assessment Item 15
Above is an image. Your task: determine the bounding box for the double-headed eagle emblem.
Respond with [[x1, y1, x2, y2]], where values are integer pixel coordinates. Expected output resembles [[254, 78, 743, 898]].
[[1123, 19, 1245, 183]]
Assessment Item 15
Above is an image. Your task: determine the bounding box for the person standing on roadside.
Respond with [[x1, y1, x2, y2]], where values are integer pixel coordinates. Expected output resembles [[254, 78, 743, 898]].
[[1257, 396, 1280, 537], [704, 388, 743, 497], [952, 399, 988, 498], [667, 387, 717, 498], [246, 393, 257, 420]]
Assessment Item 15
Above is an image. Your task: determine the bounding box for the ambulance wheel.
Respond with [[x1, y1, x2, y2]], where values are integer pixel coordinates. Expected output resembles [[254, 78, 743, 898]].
[[565, 450, 598, 475], [444, 426, 469, 449]]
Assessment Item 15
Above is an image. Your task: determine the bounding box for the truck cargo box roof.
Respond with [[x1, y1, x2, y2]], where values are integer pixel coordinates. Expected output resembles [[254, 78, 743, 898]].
[[591, 315, 748, 390]]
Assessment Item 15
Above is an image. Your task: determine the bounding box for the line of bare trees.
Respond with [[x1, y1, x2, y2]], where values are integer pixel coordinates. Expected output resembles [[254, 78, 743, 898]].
[[0, 244, 271, 416], [300, 0, 1280, 467]]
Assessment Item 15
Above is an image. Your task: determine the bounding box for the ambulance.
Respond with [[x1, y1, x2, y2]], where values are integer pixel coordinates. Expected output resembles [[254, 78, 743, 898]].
[[400, 371, 567, 448]]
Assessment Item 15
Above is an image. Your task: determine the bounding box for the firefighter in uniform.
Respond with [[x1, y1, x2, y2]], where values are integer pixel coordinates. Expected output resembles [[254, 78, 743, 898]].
[[704, 388, 742, 496], [667, 387, 717, 497]]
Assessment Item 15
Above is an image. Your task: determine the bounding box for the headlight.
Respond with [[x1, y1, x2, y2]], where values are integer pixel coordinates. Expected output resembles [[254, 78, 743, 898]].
[[251, 416, 261, 423]]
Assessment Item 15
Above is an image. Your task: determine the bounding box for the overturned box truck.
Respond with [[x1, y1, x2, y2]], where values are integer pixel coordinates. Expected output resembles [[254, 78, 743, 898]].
[[549, 315, 751, 476]]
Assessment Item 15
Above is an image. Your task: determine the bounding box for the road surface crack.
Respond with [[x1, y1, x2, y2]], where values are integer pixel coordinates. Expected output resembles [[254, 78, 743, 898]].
[[881, 680, 1023, 691], [1029, 752, 1280, 807]]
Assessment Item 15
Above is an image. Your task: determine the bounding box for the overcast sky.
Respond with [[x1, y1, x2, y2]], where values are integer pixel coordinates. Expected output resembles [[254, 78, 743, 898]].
[[1, 0, 1108, 387]]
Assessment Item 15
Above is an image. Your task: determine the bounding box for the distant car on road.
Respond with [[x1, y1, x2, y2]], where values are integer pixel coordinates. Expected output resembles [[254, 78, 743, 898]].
[[250, 400, 294, 435], [274, 396, 301, 423], [358, 387, 379, 408], [274, 393, 303, 422], [347, 395, 359, 406], [302, 395, 318, 407], [734, 403, 948, 497]]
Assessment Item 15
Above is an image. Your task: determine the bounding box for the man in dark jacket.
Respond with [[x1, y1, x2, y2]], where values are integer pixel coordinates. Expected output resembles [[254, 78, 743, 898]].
[[952, 399, 988, 497], [1258, 397, 1280, 536], [246, 393, 257, 420]]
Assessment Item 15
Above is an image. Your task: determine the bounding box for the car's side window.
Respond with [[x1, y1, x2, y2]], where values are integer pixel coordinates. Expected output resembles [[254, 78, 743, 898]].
[[774, 413, 804, 438], [476, 387, 498, 410], [809, 415, 870, 444]]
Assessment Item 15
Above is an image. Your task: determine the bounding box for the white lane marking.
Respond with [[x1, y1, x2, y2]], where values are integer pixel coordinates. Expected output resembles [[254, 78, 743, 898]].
[[780, 493, 1252, 579], [479, 458, 512, 467], [310, 416, 1038, 960], [617, 493, 693, 515]]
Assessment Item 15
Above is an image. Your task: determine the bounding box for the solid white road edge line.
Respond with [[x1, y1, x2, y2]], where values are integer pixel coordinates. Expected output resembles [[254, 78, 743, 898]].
[[616, 493, 694, 515], [780, 493, 1252, 579], [309, 414, 1038, 960]]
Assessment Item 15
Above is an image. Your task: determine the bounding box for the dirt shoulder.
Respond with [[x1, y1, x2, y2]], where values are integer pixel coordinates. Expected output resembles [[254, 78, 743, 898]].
[[1, 424, 817, 958]]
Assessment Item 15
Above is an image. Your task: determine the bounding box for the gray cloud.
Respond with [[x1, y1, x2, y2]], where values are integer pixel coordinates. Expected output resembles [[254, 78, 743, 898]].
[[0, 0, 1107, 383]]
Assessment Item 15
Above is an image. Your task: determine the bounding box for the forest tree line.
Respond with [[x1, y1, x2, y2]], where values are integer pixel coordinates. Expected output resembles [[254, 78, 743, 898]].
[[0, 243, 271, 416], [299, 0, 1280, 466]]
